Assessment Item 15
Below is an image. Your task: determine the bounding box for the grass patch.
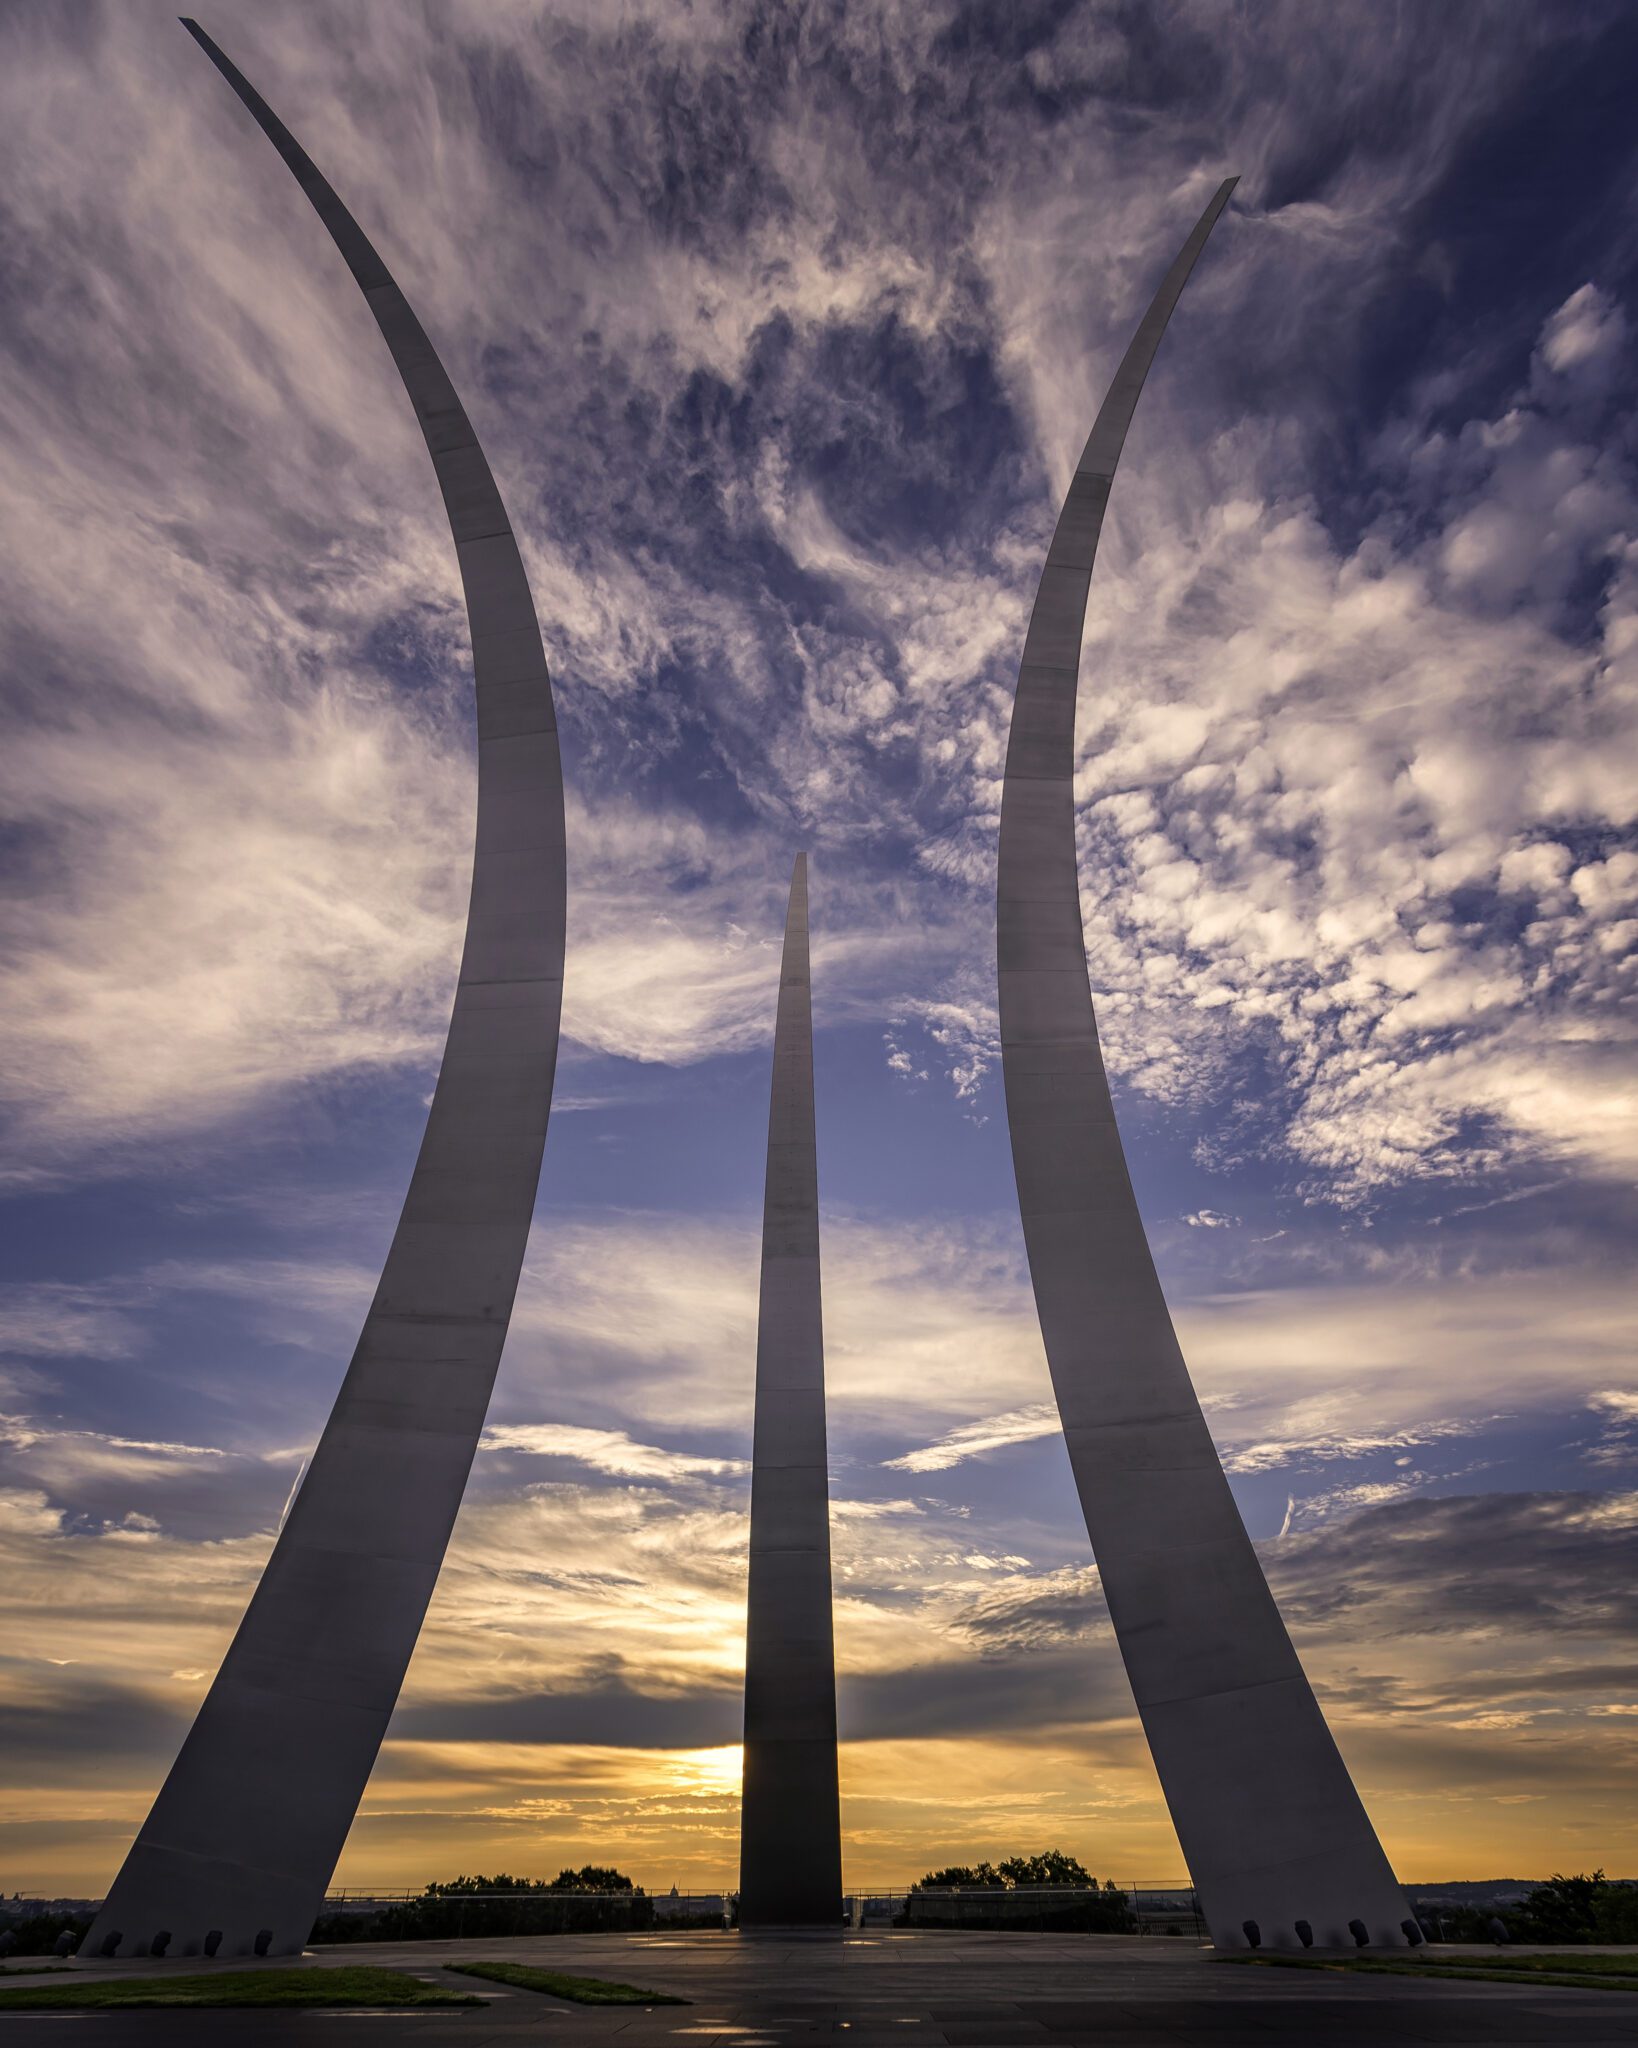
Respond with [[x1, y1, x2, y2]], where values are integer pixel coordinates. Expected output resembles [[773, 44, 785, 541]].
[[1224, 1951, 1638, 1993], [0, 1966, 485, 2011], [446, 1958, 687, 2005], [0, 1965, 69, 1978], [1455, 1951, 1638, 1979]]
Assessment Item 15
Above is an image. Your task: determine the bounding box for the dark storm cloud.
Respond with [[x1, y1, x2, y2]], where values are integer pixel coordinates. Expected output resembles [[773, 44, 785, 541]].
[[388, 1682, 741, 1751], [911, 1492, 1638, 1665], [1272, 1490, 1638, 1637], [841, 1644, 1136, 1741], [0, 1671, 185, 1779], [954, 1565, 1109, 1655]]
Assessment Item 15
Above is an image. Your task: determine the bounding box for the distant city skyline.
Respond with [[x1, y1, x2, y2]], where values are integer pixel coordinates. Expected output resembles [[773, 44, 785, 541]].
[[0, 0, 1634, 1896]]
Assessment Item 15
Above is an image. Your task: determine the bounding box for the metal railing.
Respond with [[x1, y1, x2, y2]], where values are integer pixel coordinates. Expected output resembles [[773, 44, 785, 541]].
[[1, 1881, 1202, 1947], [309, 1890, 723, 1939], [311, 1881, 1200, 1937], [846, 1884, 1201, 1936]]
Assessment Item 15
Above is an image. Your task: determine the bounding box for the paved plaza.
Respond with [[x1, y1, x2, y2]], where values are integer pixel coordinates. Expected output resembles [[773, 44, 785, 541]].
[[4, 1930, 1636, 2046]]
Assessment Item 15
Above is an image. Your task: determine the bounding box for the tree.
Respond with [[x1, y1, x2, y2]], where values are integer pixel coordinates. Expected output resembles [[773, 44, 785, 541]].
[[422, 1866, 638, 1898], [914, 1850, 1109, 1892], [1514, 1871, 1638, 1944], [998, 1851, 1094, 1888], [424, 1874, 546, 1896], [547, 1865, 636, 1894], [917, 1863, 1005, 1889]]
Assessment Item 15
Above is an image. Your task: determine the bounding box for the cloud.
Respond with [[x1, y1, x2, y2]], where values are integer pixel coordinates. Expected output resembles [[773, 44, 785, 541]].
[[0, 1283, 142, 1363], [890, 268, 1635, 1196], [1272, 1489, 1638, 1639], [0, 3, 983, 1176], [1052, 311, 1638, 1193], [1220, 1417, 1482, 1477], [1585, 1389, 1638, 1471], [497, 1210, 1052, 1442], [5, 1376, 1637, 1889], [0, 0, 1627, 1216], [853, 1255, 1633, 1503], [0, 1418, 225, 1464], [1535, 283, 1628, 391], [884, 1404, 1060, 1474], [951, 1565, 1109, 1658], [1, 0, 1636, 1897], [1431, 1178, 1570, 1223], [480, 1423, 746, 1482]]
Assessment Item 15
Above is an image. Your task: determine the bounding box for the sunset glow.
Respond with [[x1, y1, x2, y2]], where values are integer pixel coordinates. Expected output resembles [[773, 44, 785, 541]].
[[2, 1, 1635, 1903]]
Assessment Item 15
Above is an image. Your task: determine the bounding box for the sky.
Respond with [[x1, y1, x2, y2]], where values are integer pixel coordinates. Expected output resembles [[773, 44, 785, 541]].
[[1, 0, 1635, 1899]]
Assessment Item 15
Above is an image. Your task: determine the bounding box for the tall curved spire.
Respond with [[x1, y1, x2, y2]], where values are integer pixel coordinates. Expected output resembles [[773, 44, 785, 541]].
[[739, 854, 843, 1926], [996, 182, 1412, 1951], [84, 22, 566, 1959]]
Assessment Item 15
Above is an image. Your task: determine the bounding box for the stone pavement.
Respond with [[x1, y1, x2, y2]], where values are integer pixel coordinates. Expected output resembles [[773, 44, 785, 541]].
[[3, 1929, 1636, 2045]]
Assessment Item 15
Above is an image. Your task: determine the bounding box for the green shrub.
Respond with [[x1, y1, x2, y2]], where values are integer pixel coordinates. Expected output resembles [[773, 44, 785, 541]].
[[1513, 1871, 1638, 1945], [0, 1913, 91, 1958], [1411, 1873, 1638, 1946]]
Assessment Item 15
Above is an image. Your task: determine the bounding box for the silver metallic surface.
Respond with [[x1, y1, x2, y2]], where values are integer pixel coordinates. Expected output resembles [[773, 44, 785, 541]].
[[996, 180, 1411, 1952], [84, 22, 566, 1960], [739, 855, 843, 1927]]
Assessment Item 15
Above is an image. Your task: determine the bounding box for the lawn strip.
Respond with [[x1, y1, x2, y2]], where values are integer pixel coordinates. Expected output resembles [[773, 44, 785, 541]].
[[1224, 1952, 1638, 1992], [1440, 1951, 1638, 1978], [0, 1965, 484, 2010], [446, 1958, 687, 2005]]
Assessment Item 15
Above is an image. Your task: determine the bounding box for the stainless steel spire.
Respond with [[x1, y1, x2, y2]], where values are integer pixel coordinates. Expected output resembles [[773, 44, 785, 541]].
[[738, 854, 843, 1928], [84, 21, 567, 1959], [995, 180, 1412, 1952]]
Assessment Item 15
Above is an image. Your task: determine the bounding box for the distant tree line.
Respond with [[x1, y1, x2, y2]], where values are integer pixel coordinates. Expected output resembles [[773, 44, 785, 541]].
[[0, 1901, 96, 1959], [9, 1864, 1633, 1956], [424, 1867, 636, 1897]]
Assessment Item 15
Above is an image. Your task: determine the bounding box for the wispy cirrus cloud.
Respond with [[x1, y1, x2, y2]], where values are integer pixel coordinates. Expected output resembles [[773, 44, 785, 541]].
[[1221, 1417, 1485, 1477], [480, 1423, 746, 1483], [1, 0, 1636, 1896], [1585, 1390, 1638, 1471], [0, 1, 1630, 1209], [884, 1404, 1060, 1474]]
